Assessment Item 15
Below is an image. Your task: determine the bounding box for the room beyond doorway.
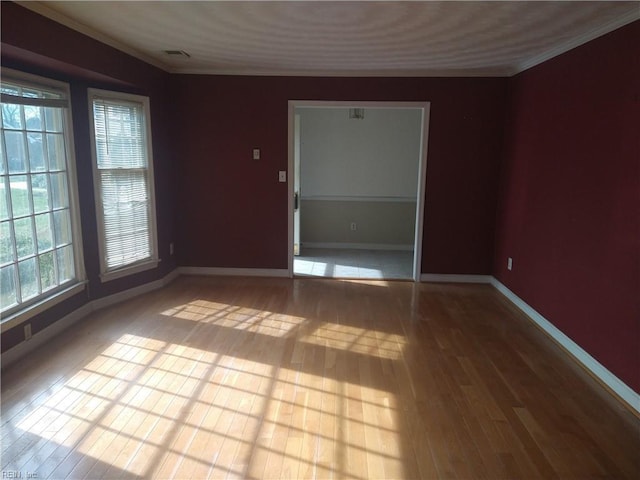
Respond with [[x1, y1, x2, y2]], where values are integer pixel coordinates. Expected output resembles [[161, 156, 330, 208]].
[[287, 101, 430, 281]]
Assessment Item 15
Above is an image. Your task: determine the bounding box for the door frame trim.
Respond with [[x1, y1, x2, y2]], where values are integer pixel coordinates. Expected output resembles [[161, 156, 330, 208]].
[[287, 100, 431, 281]]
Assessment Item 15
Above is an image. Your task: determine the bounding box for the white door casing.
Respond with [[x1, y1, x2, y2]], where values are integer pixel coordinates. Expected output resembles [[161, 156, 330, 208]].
[[287, 100, 430, 281]]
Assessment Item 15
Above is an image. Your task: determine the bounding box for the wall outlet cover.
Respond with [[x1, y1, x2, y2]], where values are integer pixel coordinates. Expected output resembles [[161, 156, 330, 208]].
[[24, 323, 32, 341]]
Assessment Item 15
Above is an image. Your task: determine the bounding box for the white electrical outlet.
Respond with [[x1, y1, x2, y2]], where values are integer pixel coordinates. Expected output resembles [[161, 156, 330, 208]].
[[278, 171, 287, 182], [507, 257, 513, 271], [169, 242, 174, 255], [24, 323, 32, 341], [252, 148, 260, 160], [350, 222, 357, 231]]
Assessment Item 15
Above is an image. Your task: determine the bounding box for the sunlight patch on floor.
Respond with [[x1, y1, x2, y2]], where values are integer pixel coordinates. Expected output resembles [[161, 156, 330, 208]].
[[14, 326, 408, 479], [161, 300, 308, 338], [297, 322, 405, 360]]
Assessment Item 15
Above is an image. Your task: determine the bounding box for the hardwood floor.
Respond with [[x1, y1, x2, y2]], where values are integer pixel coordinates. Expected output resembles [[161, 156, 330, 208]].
[[1, 276, 638, 479]]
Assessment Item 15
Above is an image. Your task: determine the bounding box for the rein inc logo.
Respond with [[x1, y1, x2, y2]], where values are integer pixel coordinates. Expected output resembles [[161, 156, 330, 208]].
[[2, 472, 38, 479]]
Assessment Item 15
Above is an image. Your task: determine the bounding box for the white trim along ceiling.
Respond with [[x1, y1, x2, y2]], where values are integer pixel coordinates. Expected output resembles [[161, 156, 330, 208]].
[[17, 1, 640, 77]]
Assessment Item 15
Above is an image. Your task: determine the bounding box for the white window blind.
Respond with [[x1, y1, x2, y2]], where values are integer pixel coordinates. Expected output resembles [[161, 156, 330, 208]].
[[90, 91, 157, 279]]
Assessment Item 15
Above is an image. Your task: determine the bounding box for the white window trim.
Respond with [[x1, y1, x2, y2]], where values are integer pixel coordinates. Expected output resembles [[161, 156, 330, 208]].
[[0, 281, 86, 331], [0, 68, 86, 324], [87, 88, 159, 283]]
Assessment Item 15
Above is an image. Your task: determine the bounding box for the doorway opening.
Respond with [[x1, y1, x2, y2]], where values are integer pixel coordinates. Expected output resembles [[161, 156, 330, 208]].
[[287, 101, 430, 281]]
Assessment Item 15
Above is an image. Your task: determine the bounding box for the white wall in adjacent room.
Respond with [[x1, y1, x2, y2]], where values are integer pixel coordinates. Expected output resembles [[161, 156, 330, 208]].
[[298, 107, 422, 199], [297, 107, 422, 248]]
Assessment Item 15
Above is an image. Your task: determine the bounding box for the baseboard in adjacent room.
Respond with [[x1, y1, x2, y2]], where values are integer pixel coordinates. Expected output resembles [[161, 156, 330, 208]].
[[178, 266, 290, 278], [302, 242, 414, 251]]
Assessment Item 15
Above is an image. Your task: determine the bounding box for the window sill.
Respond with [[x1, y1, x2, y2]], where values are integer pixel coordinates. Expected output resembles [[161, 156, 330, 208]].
[[100, 258, 159, 283], [0, 282, 87, 333]]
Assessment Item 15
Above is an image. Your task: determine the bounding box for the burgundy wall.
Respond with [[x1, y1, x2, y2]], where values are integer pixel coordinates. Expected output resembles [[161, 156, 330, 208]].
[[6, 1, 635, 398], [494, 21, 640, 392], [172, 75, 507, 273], [1, 3, 176, 351]]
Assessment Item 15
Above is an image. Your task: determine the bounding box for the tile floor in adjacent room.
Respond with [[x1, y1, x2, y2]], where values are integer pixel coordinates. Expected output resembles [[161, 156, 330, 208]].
[[294, 247, 414, 279]]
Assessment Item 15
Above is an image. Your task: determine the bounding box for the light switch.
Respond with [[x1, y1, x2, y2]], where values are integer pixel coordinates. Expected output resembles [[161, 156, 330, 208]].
[[252, 148, 260, 160], [278, 171, 287, 182]]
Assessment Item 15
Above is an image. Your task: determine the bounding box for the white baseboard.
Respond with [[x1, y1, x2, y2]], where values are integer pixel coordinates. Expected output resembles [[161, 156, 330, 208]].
[[1, 303, 94, 368], [178, 266, 290, 278], [3, 267, 637, 414], [421, 273, 493, 284], [92, 269, 180, 311], [302, 242, 414, 251], [420, 273, 639, 412], [1, 269, 180, 370], [490, 277, 640, 415]]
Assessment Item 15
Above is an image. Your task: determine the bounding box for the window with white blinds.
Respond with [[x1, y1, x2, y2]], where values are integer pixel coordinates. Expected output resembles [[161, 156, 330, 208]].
[[88, 90, 158, 281]]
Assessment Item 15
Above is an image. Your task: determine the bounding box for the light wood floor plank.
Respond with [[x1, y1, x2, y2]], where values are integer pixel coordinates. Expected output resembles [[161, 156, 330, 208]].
[[1, 276, 638, 479]]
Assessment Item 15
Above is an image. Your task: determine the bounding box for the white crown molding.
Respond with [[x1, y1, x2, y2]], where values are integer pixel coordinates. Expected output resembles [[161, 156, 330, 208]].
[[14, 2, 639, 79], [15, 1, 170, 73], [12, 1, 512, 79], [515, 8, 640, 75], [169, 66, 512, 77]]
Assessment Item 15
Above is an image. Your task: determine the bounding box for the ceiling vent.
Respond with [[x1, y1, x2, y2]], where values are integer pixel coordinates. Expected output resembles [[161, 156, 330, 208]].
[[163, 50, 191, 58]]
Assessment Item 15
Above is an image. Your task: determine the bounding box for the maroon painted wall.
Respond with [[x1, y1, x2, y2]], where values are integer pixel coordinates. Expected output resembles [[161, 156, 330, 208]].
[[172, 75, 507, 273], [494, 21, 640, 392], [8, 0, 634, 399], [1, 3, 176, 351]]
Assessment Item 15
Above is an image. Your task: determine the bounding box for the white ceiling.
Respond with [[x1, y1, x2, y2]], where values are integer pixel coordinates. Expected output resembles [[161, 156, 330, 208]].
[[18, 1, 640, 77]]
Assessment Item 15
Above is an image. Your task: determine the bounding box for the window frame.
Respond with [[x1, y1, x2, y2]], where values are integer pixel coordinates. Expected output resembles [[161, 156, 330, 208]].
[[0, 68, 86, 330], [87, 88, 159, 282]]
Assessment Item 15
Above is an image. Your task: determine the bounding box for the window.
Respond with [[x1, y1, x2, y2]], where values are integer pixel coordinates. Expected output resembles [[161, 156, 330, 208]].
[[0, 70, 85, 323], [88, 89, 158, 281]]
